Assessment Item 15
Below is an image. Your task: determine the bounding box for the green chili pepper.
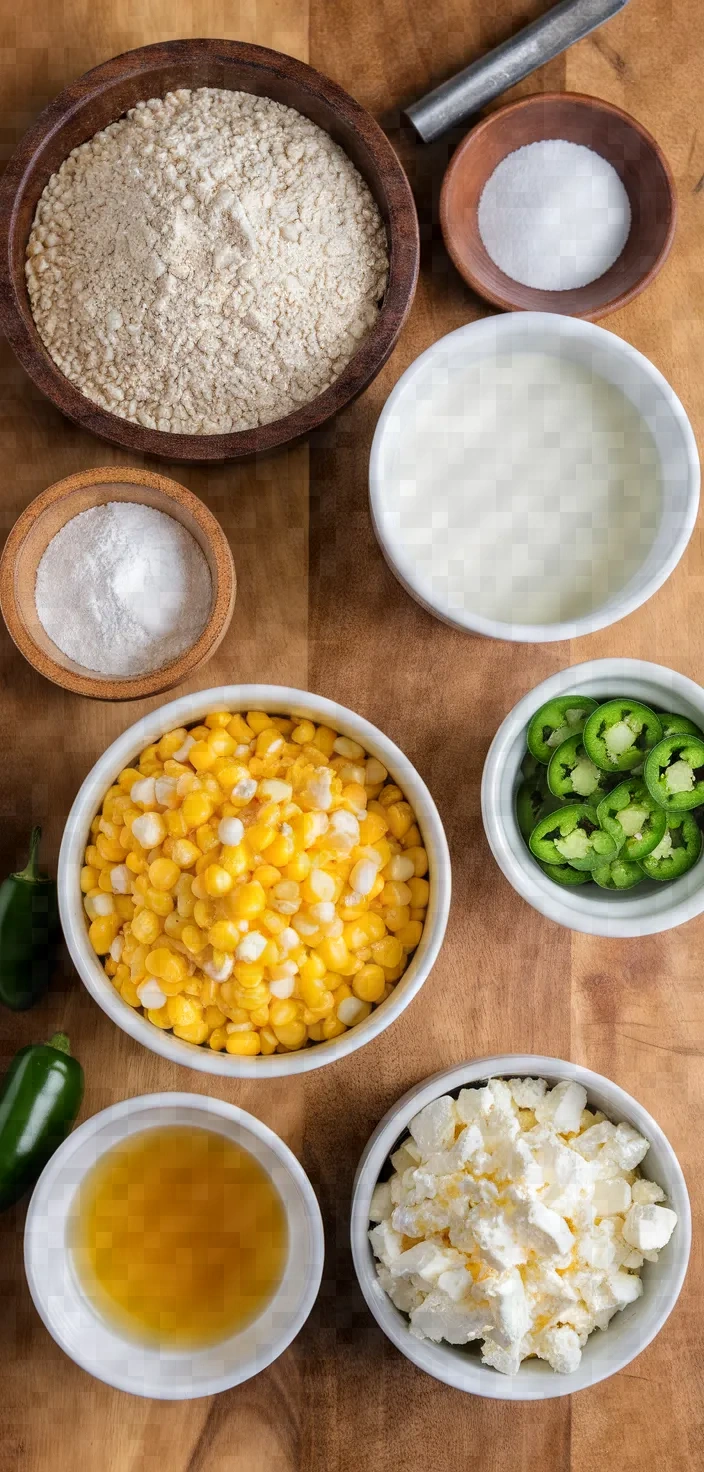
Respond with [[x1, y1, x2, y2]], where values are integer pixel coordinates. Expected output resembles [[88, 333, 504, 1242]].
[[0, 1033, 84, 1209], [582, 701, 663, 774], [658, 712, 704, 740], [538, 861, 590, 887], [592, 857, 644, 890], [547, 733, 613, 802], [640, 812, 703, 881], [0, 827, 60, 1011], [644, 734, 704, 812], [597, 780, 668, 861], [526, 696, 598, 765], [529, 803, 618, 871], [516, 769, 563, 842]]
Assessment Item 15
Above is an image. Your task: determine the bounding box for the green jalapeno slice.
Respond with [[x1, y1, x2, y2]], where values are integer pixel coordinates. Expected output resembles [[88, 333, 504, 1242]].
[[516, 779, 563, 843], [644, 734, 704, 811], [526, 696, 598, 766], [547, 733, 613, 801], [529, 804, 618, 871], [582, 701, 663, 774], [592, 857, 645, 890], [538, 861, 591, 887], [658, 712, 704, 740], [639, 811, 703, 881], [596, 780, 667, 861]]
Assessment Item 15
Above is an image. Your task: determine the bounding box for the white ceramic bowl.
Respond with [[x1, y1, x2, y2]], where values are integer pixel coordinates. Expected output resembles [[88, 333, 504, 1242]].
[[24, 1091, 324, 1398], [58, 685, 451, 1076], [482, 658, 704, 937], [369, 313, 699, 643], [351, 1055, 691, 1401]]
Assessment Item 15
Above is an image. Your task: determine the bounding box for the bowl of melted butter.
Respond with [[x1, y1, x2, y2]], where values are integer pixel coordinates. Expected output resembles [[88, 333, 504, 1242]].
[[24, 1092, 324, 1397]]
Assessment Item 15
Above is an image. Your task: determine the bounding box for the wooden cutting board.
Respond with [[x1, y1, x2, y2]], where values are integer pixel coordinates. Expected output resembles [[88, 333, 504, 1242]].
[[0, 2, 702, 1468]]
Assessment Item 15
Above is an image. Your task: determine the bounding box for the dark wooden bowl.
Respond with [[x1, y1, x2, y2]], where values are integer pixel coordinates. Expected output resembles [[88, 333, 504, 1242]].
[[0, 466, 236, 699], [0, 39, 419, 463], [440, 92, 676, 321]]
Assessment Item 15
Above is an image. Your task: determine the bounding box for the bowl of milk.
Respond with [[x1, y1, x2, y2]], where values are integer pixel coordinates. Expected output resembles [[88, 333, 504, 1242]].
[[369, 314, 699, 643]]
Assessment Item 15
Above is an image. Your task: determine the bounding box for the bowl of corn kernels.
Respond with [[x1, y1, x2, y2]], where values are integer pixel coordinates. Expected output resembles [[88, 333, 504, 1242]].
[[58, 686, 451, 1075]]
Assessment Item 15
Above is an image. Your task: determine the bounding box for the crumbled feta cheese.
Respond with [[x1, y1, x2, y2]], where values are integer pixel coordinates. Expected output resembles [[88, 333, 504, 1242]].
[[368, 1076, 677, 1378]]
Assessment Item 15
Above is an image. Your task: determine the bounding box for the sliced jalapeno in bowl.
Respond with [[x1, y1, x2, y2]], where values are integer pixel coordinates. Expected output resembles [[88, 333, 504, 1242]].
[[659, 712, 704, 740], [529, 803, 618, 871], [547, 734, 613, 802], [644, 734, 704, 811], [516, 779, 563, 843], [526, 696, 598, 766], [582, 700, 663, 774], [592, 856, 645, 890], [538, 861, 590, 887], [596, 779, 668, 861], [640, 812, 703, 881]]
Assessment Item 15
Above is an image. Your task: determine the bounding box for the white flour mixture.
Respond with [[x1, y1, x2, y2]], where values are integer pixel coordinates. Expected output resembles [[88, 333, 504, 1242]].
[[26, 88, 389, 434], [35, 501, 212, 676], [374, 351, 662, 628]]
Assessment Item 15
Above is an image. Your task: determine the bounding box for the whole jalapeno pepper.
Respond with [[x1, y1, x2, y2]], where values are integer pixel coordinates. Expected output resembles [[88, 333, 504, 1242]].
[[0, 1033, 84, 1209], [658, 712, 704, 741], [640, 812, 703, 881], [0, 827, 60, 1010], [597, 779, 668, 861], [529, 803, 618, 871], [547, 733, 613, 802], [526, 696, 598, 766], [538, 861, 590, 888], [592, 856, 644, 891], [582, 700, 663, 774], [644, 734, 704, 812]]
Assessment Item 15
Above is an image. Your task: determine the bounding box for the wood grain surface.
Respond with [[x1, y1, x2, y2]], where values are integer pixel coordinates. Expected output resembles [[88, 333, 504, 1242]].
[[0, 1, 702, 1469]]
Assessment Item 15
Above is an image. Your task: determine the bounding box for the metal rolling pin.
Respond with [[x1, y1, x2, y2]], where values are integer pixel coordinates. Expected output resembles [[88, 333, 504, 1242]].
[[405, 0, 631, 143]]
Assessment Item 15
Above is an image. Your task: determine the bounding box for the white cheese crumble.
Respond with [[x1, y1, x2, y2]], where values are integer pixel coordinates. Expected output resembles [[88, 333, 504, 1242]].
[[369, 1078, 677, 1376]]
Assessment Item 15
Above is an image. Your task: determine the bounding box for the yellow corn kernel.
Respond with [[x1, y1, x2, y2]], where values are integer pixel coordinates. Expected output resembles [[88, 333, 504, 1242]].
[[285, 851, 312, 882], [371, 935, 404, 968], [164, 809, 188, 840], [130, 909, 162, 945], [315, 935, 350, 972], [191, 874, 207, 899], [173, 1018, 209, 1045], [303, 992, 335, 1022], [341, 782, 367, 812], [223, 713, 252, 744], [188, 740, 217, 773], [144, 888, 174, 917], [203, 712, 231, 731], [203, 864, 233, 897], [195, 823, 219, 855], [96, 833, 126, 863], [299, 974, 328, 1009], [118, 766, 142, 791], [358, 812, 389, 845], [104, 956, 118, 977], [163, 912, 186, 940], [259, 1026, 278, 1055], [385, 802, 414, 840], [247, 821, 276, 854], [146, 947, 188, 984], [265, 834, 293, 868], [207, 729, 236, 760], [331, 981, 352, 1004], [343, 920, 371, 952], [260, 908, 288, 935], [249, 1004, 270, 1028], [98, 869, 114, 894], [181, 791, 214, 830], [251, 864, 281, 891], [218, 843, 247, 880], [321, 1015, 346, 1039], [407, 877, 430, 909], [157, 728, 188, 760], [378, 785, 403, 809], [269, 997, 298, 1027], [114, 895, 135, 921], [231, 881, 266, 919], [272, 1020, 306, 1050], [120, 977, 142, 1007], [166, 994, 203, 1028], [352, 963, 386, 1003], [357, 911, 387, 943], [226, 1032, 262, 1056], [80, 865, 99, 893], [404, 846, 429, 877], [307, 1022, 325, 1042], [147, 857, 180, 892], [299, 953, 327, 986], [146, 1004, 172, 1029], [381, 880, 413, 909], [170, 839, 200, 869], [312, 725, 336, 756], [181, 923, 208, 954], [384, 905, 411, 932], [209, 1026, 228, 1051], [125, 851, 147, 875], [193, 899, 217, 931], [233, 962, 265, 989], [207, 919, 240, 953], [291, 719, 315, 745], [84, 845, 103, 870], [242, 711, 268, 734], [396, 920, 424, 950]]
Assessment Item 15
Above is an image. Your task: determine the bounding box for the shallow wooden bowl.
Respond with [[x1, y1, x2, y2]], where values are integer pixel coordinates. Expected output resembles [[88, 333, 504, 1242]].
[[440, 92, 676, 321], [0, 467, 236, 700], [0, 38, 419, 463]]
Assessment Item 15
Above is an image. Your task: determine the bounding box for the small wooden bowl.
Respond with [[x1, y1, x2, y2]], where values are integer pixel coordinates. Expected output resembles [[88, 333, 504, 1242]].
[[440, 92, 676, 321], [0, 38, 419, 464], [0, 467, 236, 700]]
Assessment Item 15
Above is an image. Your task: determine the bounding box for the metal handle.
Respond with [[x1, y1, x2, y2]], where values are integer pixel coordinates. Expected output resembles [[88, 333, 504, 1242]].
[[406, 0, 631, 143]]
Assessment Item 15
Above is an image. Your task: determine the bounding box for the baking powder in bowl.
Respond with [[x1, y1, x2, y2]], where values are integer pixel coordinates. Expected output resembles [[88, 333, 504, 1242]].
[[35, 501, 212, 676], [373, 350, 661, 628]]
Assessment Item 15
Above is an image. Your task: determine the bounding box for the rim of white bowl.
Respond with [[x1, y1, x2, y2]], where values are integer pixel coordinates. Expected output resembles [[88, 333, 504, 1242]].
[[369, 313, 700, 644], [482, 658, 704, 937], [58, 685, 451, 1077], [24, 1092, 325, 1398], [351, 1055, 692, 1401]]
